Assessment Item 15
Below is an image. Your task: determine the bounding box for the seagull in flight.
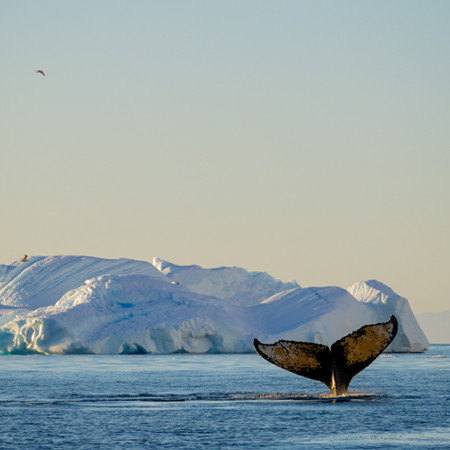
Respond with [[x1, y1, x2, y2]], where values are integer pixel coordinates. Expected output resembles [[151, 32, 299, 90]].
[[35, 70, 46, 77]]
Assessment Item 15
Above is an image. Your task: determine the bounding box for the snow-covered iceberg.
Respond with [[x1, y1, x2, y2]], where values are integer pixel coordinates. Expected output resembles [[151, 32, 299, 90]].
[[152, 257, 299, 306], [0, 255, 166, 309], [0, 255, 429, 354], [347, 280, 429, 352]]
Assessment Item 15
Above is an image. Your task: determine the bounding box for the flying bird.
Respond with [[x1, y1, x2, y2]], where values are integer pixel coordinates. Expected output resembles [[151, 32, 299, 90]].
[[35, 70, 46, 76]]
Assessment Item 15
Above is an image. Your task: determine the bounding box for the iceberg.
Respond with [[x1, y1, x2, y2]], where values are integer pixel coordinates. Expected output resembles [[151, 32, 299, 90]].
[[152, 257, 299, 306], [0, 255, 429, 354], [347, 280, 429, 352], [0, 255, 166, 309]]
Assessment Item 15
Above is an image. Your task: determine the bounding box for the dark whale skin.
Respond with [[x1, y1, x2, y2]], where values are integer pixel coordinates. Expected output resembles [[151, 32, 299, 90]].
[[254, 315, 398, 395]]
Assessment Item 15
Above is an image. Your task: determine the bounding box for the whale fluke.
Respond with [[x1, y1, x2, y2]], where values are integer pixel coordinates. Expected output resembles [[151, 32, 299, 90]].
[[254, 315, 398, 395]]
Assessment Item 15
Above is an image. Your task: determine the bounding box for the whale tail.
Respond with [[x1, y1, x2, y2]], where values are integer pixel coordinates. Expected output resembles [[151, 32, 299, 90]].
[[254, 315, 398, 395]]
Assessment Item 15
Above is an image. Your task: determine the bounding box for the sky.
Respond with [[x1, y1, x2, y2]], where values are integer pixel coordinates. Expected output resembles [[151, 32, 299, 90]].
[[1, 1, 449, 314]]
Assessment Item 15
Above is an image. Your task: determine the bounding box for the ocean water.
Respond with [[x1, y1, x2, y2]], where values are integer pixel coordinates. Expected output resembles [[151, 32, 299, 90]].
[[0, 346, 448, 449]]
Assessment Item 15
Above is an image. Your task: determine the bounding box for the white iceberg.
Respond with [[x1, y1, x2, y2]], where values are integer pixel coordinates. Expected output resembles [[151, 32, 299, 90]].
[[152, 257, 299, 306], [0, 255, 429, 354], [0, 255, 166, 309], [347, 280, 429, 352]]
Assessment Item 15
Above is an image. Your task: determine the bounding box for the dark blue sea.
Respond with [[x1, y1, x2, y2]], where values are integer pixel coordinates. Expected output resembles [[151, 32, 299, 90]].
[[0, 345, 448, 449]]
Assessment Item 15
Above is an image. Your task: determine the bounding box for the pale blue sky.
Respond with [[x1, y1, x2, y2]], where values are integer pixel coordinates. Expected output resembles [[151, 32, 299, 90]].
[[1, 1, 449, 313]]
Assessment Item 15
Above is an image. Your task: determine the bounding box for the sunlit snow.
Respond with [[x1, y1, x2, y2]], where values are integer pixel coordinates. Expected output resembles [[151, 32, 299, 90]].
[[0, 255, 429, 354]]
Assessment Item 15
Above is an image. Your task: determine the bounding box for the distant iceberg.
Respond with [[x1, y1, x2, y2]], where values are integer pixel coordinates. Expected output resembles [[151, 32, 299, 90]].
[[0, 255, 429, 354]]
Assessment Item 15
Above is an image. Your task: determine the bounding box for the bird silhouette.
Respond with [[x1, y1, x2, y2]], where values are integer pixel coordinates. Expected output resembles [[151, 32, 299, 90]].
[[35, 70, 46, 77]]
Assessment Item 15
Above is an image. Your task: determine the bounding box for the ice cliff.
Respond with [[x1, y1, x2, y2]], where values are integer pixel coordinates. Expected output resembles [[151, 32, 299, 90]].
[[0, 255, 429, 354], [347, 280, 429, 352]]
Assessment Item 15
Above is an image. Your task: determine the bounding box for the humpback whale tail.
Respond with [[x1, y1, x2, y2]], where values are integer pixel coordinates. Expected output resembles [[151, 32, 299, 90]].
[[254, 315, 398, 396]]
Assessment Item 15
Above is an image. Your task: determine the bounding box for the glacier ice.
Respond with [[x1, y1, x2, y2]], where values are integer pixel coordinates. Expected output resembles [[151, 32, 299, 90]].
[[347, 280, 429, 352], [152, 257, 299, 306], [0, 255, 429, 354]]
